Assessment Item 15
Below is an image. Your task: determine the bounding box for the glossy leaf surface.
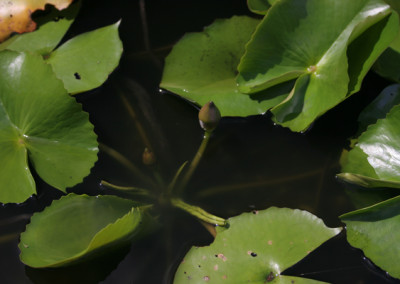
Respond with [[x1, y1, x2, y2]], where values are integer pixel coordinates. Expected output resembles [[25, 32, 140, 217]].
[[339, 95, 400, 188], [47, 21, 123, 94], [0, 0, 73, 42], [341, 196, 400, 279], [19, 194, 142, 268], [174, 207, 341, 283], [160, 16, 291, 117], [0, 2, 80, 55], [237, 0, 399, 131], [0, 50, 98, 203]]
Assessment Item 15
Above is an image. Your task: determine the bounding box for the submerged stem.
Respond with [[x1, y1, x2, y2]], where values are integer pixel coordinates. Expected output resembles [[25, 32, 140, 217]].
[[167, 161, 188, 195], [100, 180, 155, 198], [99, 143, 157, 188], [176, 131, 211, 194], [171, 198, 227, 227]]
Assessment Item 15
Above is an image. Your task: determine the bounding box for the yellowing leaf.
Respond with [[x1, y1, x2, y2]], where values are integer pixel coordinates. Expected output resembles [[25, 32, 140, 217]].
[[0, 0, 73, 42]]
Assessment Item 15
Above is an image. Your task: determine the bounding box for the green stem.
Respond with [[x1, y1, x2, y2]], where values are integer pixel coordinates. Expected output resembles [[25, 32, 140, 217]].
[[166, 161, 188, 195], [171, 198, 227, 227], [101, 180, 155, 198], [176, 131, 211, 194]]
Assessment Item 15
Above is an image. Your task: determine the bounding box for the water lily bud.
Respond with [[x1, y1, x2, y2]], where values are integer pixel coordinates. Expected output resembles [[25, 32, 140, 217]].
[[142, 148, 156, 166], [198, 101, 221, 132]]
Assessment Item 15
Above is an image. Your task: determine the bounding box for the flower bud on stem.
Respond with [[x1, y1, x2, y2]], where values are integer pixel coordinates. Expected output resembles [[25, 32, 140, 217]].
[[198, 101, 221, 132]]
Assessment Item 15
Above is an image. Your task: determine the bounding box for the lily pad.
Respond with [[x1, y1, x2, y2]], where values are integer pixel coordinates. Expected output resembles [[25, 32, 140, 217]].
[[340, 195, 400, 279], [373, 30, 400, 82], [0, 50, 98, 204], [0, 1, 80, 55], [237, 0, 399, 131], [160, 16, 291, 117], [338, 101, 400, 188], [19, 194, 142, 268], [46, 21, 123, 94], [357, 84, 400, 132], [174, 207, 341, 283]]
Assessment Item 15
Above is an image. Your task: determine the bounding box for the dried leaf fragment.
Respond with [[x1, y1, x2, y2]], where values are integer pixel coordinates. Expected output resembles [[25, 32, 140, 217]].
[[0, 0, 73, 42]]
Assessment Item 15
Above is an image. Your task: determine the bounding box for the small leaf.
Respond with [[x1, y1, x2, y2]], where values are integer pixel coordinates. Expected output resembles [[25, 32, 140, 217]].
[[19, 194, 143, 268], [0, 50, 98, 203], [341, 195, 400, 279], [339, 101, 400, 188], [0, 0, 73, 42], [46, 21, 123, 94], [237, 0, 399, 131], [174, 207, 341, 283], [0, 1, 80, 55], [160, 16, 291, 117]]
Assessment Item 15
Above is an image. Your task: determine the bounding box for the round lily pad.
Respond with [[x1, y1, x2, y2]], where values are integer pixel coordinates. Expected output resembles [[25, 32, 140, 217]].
[[19, 194, 142, 268], [0, 50, 98, 203], [338, 101, 400, 189], [174, 207, 341, 283], [341, 195, 400, 279], [160, 16, 290, 117]]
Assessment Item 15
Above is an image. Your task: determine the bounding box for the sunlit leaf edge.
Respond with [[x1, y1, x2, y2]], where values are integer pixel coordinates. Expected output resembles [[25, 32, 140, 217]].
[[19, 194, 142, 268]]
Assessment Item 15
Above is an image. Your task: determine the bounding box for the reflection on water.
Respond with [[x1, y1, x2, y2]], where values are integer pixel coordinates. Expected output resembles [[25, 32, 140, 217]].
[[0, 0, 399, 283]]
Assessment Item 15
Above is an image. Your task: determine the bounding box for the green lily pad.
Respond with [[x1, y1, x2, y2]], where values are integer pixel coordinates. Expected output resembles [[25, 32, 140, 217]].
[[237, 0, 399, 131], [247, 0, 277, 15], [373, 30, 400, 82], [174, 207, 341, 283], [0, 1, 80, 55], [338, 101, 400, 188], [358, 84, 400, 132], [46, 21, 123, 94], [160, 16, 291, 117], [340, 195, 400, 279], [19, 194, 142, 268], [0, 50, 98, 204]]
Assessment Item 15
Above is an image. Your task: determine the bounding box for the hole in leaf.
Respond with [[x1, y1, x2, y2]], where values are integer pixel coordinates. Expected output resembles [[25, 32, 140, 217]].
[[74, 72, 81, 80]]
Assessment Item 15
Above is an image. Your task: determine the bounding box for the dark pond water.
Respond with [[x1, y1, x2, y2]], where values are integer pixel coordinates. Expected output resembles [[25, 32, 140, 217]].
[[1, 0, 399, 283]]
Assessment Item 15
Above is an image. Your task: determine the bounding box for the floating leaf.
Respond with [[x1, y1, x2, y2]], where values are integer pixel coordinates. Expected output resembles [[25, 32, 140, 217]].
[[46, 21, 123, 94], [0, 50, 98, 203], [357, 84, 400, 132], [19, 194, 143, 268], [160, 16, 291, 117], [338, 101, 400, 189], [373, 30, 400, 82], [237, 0, 399, 131], [0, 1, 80, 55], [341, 195, 400, 279], [174, 207, 341, 283], [0, 0, 73, 42], [247, 0, 277, 15]]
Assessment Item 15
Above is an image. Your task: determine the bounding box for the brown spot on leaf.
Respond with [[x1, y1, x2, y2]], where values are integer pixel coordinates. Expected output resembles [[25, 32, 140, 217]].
[[266, 272, 275, 282], [216, 253, 227, 261]]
